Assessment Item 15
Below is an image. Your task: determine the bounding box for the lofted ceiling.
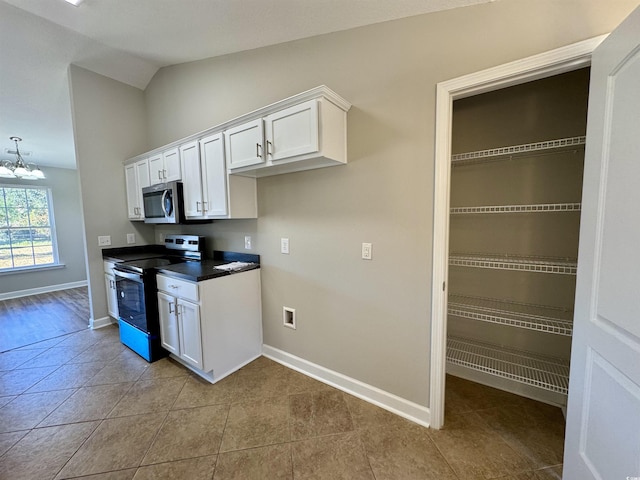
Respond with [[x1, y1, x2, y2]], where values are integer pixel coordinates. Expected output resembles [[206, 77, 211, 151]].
[[0, 0, 493, 170]]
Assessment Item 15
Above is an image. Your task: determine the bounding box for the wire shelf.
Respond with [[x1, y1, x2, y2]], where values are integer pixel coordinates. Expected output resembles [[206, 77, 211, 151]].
[[448, 294, 573, 336], [451, 136, 586, 165], [449, 253, 577, 275], [450, 203, 581, 215], [447, 336, 570, 394]]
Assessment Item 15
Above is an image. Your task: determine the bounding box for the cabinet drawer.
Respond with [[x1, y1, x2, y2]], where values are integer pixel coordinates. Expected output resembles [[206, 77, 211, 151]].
[[157, 275, 199, 302]]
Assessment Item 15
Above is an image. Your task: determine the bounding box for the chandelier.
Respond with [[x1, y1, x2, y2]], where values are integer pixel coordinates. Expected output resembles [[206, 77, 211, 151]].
[[0, 137, 45, 180]]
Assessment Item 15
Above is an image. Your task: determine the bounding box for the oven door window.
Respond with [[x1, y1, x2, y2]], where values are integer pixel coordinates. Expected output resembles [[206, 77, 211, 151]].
[[115, 273, 149, 333]]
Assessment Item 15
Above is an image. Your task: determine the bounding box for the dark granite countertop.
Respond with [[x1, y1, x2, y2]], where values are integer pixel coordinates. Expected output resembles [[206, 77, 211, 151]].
[[156, 259, 260, 282]]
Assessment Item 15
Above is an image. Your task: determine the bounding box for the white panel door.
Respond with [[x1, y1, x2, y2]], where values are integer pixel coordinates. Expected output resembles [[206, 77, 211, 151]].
[[179, 141, 204, 219], [124, 163, 140, 219], [158, 292, 180, 356], [224, 119, 265, 170], [264, 99, 319, 162], [135, 159, 150, 217], [200, 132, 228, 217], [148, 153, 164, 185], [104, 273, 118, 319], [564, 6, 640, 480], [163, 147, 181, 182], [178, 300, 203, 369]]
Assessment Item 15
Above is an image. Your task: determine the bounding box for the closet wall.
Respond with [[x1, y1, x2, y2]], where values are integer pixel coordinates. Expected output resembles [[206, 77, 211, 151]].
[[447, 68, 590, 406]]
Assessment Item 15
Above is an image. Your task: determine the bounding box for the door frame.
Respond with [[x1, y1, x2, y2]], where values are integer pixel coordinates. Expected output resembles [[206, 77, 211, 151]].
[[429, 35, 607, 429]]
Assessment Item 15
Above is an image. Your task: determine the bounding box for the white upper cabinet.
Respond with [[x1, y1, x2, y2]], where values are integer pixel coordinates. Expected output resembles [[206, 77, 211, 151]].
[[179, 141, 204, 218], [264, 99, 319, 162], [125, 157, 150, 221], [180, 134, 257, 220], [149, 148, 181, 185], [226, 88, 350, 177], [224, 119, 265, 170], [200, 133, 229, 217]]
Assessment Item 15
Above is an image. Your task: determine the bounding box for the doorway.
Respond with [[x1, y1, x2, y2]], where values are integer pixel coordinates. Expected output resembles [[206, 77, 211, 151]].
[[429, 35, 606, 430]]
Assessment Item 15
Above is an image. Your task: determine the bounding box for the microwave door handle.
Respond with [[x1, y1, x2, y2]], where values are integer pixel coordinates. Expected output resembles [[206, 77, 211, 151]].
[[161, 190, 169, 217]]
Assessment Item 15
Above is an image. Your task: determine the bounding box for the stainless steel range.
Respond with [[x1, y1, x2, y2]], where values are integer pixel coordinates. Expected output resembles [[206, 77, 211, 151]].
[[113, 234, 204, 361]]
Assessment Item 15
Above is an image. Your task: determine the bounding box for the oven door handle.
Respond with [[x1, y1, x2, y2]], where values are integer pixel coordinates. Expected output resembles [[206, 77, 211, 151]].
[[114, 269, 144, 283]]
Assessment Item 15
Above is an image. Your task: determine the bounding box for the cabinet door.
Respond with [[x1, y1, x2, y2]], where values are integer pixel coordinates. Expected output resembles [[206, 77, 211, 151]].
[[104, 273, 119, 319], [224, 119, 265, 170], [148, 154, 164, 185], [124, 164, 141, 219], [135, 159, 150, 217], [179, 142, 204, 219], [264, 99, 319, 162], [178, 300, 203, 369], [163, 148, 181, 182], [158, 292, 180, 356], [200, 133, 228, 217]]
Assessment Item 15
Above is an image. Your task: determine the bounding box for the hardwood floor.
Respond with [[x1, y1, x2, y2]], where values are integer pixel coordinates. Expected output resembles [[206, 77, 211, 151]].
[[0, 287, 90, 352]]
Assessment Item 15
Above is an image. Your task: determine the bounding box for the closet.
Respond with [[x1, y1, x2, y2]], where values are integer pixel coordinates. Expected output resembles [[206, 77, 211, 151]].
[[446, 68, 590, 407]]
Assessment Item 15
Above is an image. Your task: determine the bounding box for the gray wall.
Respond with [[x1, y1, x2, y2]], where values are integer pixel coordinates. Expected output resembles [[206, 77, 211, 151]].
[[68, 65, 155, 324], [141, 0, 638, 407], [67, 0, 640, 406], [0, 167, 87, 295]]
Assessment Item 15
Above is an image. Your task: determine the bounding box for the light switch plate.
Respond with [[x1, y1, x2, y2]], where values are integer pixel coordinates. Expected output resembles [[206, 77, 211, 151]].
[[281, 237, 290, 255], [362, 242, 372, 260], [126, 233, 136, 244], [245, 236, 252, 249]]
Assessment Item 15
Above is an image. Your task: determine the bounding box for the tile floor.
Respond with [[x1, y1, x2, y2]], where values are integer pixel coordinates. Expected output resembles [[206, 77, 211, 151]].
[[0, 324, 565, 479]]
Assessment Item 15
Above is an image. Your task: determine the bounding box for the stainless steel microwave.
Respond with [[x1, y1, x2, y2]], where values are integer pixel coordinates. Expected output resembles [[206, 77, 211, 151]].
[[142, 181, 184, 224]]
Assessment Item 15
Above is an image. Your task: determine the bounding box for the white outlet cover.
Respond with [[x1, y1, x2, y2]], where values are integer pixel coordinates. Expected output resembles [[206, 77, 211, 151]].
[[245, 236, 252, 249], [98, 235, 111, 246], [126, 233, 136, 244]]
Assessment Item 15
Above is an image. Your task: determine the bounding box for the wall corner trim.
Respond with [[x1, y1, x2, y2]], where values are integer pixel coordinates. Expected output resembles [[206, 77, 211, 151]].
[[262, 344, 430, 427]]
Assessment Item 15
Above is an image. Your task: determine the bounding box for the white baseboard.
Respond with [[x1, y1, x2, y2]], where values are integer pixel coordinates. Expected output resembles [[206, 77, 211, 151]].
[[0, 280, 88, 301], [262, 344, 430, 428], [91, 316, 115, 329]]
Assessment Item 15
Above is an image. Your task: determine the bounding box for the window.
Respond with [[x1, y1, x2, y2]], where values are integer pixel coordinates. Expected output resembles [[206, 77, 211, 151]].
[[0, 185, 58, 271]]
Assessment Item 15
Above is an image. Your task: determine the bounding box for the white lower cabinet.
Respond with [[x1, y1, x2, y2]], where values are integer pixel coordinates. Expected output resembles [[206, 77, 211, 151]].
[[104, 261, 120, 320], [158, 290, 203, 369], [156, 269, 262, 382]]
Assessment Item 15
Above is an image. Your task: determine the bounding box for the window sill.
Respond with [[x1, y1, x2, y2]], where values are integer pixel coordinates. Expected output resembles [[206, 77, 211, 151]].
[[0, 263, 66, 276]]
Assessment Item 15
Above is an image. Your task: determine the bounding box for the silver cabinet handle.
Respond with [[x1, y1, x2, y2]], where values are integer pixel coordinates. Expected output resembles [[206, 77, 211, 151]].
[[196, 201, 201, 212], [256, 143, 262, 158], [267, 140, 273, 156], [168, 302, 174, 314], [202, 201, 208, 212], [158, 170, 163, 180], [163, 169, 167, 179]]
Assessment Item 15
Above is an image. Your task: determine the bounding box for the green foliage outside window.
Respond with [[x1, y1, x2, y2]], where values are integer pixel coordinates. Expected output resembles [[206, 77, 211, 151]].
[[0, 186, 57, 270]]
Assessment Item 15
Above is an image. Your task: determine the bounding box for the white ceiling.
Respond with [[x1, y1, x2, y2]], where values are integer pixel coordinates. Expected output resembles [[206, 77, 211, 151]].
[[0, 0, 492, 170]]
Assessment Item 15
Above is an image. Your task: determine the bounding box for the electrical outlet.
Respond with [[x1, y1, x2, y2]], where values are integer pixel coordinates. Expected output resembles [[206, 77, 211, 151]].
[[126, 233, 136, 244], [98, 235, 111, 246], [280, 237, 290, 255], [244, 236, 252, 249], [362, 242, 372, 260]]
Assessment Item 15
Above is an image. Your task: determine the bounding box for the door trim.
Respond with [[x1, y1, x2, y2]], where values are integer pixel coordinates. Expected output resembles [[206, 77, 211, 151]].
[[429, 35, 606, 429]]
